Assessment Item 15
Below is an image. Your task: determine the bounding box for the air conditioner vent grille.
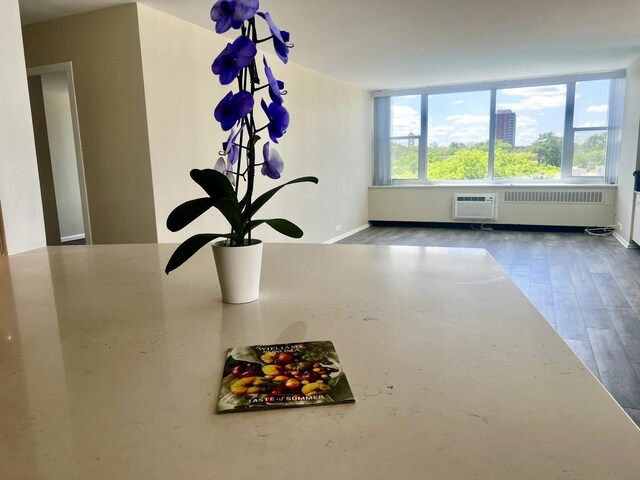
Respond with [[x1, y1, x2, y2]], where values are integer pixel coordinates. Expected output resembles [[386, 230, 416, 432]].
[[453, 193, 497, 220], [503, 190, 603, 204]]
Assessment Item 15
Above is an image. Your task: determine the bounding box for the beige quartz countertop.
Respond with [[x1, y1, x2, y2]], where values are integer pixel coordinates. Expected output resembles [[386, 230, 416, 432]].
[[1, 243, 639, 479]]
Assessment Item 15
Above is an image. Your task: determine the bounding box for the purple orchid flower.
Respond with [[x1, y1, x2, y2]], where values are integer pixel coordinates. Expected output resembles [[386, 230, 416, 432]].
[[222, 126, 242, 165], [261, 98, 289, 143], [215, 91, 254, 131], [262, 142, 284, 179], [263, 56, 285, 105], [258, 12, 290, 63], [210, 0, 259, 34], [214, 156, 236, 184], [212, 36, 257, 85]]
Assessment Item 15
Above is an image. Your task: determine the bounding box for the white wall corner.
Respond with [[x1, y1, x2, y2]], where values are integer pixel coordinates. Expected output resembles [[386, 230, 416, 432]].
[[0, 0, 46, 254]]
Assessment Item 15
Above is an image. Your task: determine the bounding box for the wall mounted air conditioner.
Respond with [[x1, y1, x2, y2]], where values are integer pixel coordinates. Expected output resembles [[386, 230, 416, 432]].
[[453, 193, 497, 220]]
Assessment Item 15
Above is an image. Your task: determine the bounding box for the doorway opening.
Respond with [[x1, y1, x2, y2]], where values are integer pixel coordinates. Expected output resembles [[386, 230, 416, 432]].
[[27, 62, 91, 246]]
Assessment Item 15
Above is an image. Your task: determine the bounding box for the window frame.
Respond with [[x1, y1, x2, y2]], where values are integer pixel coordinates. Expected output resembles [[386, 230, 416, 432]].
[[374, 70, 625, 185]]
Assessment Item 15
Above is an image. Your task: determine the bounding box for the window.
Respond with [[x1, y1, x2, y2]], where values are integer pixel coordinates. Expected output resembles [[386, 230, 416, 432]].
[[390, 95, 421, 180], [374, 72, 625, 184], [427, 91, 490, 181], [494, 85, 566, 180], [569, 80, 610, 177]]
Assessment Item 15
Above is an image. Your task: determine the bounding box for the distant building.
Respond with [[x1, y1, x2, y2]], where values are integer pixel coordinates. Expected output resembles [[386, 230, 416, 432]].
[[495, 110, 516, 146], [407, 131, 416, 147]]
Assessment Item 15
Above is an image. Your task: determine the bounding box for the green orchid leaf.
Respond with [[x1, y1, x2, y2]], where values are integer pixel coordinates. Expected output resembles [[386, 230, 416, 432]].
[[166, 197, 214, 232], [214, 197, 244, 236], [248, 218, 304, 238], [165, 233, 233, 274], [191, 169, 238, 205], [243, 176, 318, 222]]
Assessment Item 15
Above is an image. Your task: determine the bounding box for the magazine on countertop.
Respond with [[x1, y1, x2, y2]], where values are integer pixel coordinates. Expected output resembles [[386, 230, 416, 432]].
[[216, 340, 355, 413]]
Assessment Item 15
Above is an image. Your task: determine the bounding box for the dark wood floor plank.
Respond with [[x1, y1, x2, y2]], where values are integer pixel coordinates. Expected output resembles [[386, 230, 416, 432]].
[[529, 242, 548, 260], [509, 262, 531, 277], [616, 330, 640, 365], [530, 257, 551, 284], [509, 274, 530, 296], [569, 257, 597, 289], [591, 272, 632, 309], [586, 254, 615, 274], [587, 327, 640, 409], [573, 282, 605, 305], [553, 292, 588, 341], [564, 338, 601, 380], [611, 266, 640, 315], [579, 302, 616, 330], [624, 408, 640, 426], [528, 282, 556, 325], [609, 307, 640, 340], [550, 262, 575, 294]]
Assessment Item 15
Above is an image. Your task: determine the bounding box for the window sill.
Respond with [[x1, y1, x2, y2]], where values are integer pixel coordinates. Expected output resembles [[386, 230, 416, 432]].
[[369, 183, 618, 189]]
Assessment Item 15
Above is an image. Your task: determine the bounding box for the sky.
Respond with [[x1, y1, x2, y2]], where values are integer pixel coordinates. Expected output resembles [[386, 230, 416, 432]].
[[390, 79, 609, 147]]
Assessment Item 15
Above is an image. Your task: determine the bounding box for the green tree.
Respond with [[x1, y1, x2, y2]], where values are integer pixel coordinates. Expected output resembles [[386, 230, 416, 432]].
[[530, 132, 563, 166], [429, 149, 488, 180], [391, 142, 419, 179], [494, 150, 560, 179], [391, 139, 562, 181], [494, 139, 514, 152], [573, 132, 607, 174]]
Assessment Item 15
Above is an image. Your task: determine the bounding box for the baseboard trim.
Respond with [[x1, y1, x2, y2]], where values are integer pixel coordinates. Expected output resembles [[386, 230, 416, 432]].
[[324, 224, 370, 244], [61, 233, 86, 243], [613, 231, 638, 249]]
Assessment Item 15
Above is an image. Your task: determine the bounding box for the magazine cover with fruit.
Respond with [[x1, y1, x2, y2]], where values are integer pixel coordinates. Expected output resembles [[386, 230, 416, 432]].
[[217, 340, 355, 413]]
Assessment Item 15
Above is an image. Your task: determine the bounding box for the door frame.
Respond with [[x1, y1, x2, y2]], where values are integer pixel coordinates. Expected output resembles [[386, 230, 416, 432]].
[[0, 200, 6, 256], [27, 61, 92, 244]]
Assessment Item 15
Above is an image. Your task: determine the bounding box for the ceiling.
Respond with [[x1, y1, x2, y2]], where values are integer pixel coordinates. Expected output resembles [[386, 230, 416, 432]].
[[18, 0, 640, 91]]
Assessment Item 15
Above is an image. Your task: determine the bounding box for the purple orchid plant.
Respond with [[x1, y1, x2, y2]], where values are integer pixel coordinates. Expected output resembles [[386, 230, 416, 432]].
[[165, 0, 318, 274]]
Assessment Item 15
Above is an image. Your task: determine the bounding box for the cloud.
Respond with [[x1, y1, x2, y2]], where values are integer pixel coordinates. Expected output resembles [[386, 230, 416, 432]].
[[449, 126, 489, 143], [498, 95, 566, 111], [497, 85, 567, 111], [391, 105, 420, 136], [516, 128, 563, 146], [428, 124, 455, 139], [587, 104, 608, 113], [428, 124, 488, 145], [446, 114, 489, 125], [575, 121, 606, 128], [516, 115, 539, 127], [515, 128, 540, 146], [451, 100, 465, 105], [500, 85, 566, 97]]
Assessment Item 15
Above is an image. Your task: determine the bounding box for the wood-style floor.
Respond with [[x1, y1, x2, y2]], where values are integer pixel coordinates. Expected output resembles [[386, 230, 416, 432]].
[[339, 224, 640, 427]]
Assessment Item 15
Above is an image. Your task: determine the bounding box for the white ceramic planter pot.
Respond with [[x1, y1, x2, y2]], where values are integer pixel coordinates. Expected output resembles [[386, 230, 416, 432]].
[[211, 239, 263, 304]]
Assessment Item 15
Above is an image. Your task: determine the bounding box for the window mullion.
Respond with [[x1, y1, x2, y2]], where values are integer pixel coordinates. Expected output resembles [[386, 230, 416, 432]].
[[488, 89, 497, 180], [561, 82, 576, 179], [418, 94, 428, 180]]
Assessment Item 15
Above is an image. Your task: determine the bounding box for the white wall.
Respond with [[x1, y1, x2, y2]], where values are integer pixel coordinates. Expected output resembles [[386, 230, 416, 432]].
[[41, 71, 85, 240], [369, 185, 616, 227], [0, 0, 46, 254], [23, 4, 158, 245], [617, 58, 640, 244], [136, 4, 372, 245]]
